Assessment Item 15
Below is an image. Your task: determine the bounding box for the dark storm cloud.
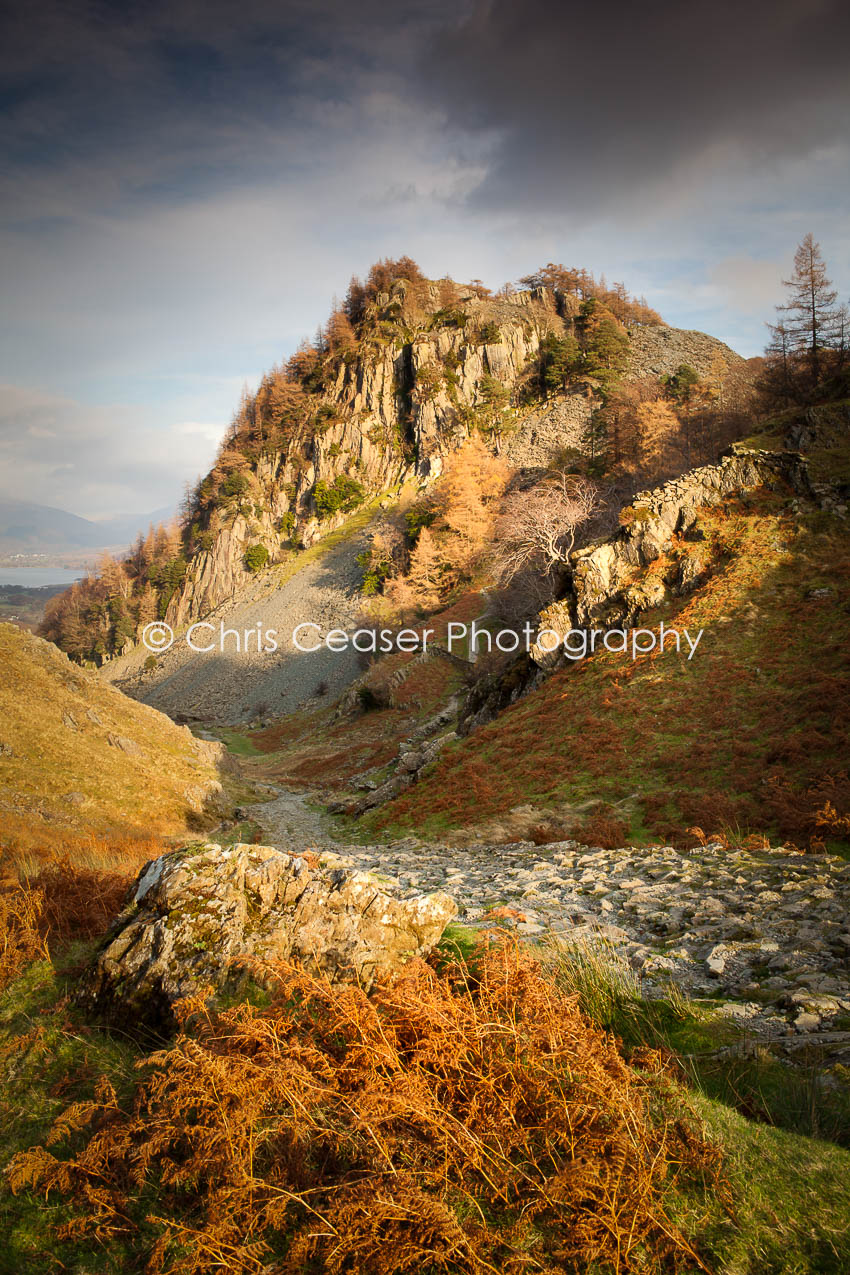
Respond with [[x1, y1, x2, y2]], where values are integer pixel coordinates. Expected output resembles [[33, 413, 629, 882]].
[[1, 0, 848, 515], [423, 0, 850, 211], [0, 0, 449, 208]]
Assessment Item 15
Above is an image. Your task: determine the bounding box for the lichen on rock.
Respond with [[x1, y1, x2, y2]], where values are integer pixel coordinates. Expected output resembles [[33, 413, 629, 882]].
[[76, 841, 458, 1027]]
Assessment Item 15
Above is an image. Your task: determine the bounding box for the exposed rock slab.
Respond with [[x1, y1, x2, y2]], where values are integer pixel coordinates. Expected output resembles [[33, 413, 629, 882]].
[[301, 836, 850, 1047], [77, 842, 457, 1027]]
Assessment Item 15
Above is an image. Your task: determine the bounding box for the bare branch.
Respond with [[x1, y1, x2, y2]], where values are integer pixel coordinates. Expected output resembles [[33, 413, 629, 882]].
[[493, 472, 604, 584]]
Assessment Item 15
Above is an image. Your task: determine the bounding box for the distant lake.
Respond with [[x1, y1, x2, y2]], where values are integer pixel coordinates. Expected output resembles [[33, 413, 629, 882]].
[[0, 568, 84, 587]]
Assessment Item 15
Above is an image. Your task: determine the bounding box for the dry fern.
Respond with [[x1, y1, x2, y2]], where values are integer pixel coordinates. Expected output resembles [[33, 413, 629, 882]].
[[0, 883, 49, 990], [9, 943, 720, 1273]]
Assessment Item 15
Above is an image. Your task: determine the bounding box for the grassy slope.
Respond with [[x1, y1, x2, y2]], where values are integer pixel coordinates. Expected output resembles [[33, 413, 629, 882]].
[[243, 653, 463, 789], [0, 624, 235, 859], [364, 490, 850, 849], [679, 1093, 850, 1275]]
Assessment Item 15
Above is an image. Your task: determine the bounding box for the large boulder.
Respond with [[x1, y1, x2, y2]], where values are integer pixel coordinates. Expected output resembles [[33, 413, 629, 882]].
[[76, 842, 457, 1028]]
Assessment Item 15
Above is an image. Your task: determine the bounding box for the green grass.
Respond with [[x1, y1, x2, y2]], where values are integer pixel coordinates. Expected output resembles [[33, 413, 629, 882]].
[[211, 726, 263, 756], [542, 937, 850, 1269], [545, 937, 850, 1149], [681, 1093, 850, 1274], [0, 950, 147, 1274], [217, 817, 265, 845], [435, 922, 483, 971]]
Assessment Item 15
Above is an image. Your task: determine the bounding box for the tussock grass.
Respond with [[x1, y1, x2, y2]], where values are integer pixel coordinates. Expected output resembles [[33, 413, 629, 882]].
[[545, 938, 850, 1149]]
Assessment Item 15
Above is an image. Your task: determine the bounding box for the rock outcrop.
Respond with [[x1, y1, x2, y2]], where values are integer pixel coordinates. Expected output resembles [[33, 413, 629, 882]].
[[531, 445, 811, 666], [76, 841, 458, 1027], [164, 294, 752, 631], [168, 285, 557, 626], [304, 835, 850, 1050]]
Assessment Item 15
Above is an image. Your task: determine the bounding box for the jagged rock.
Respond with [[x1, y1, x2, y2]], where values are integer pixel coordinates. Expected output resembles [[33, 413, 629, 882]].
[[531, 447, 812, 668], [107, 732, 143, 755], [339, 731, 457, 814], [76, 842, 457, 1027], [184, 782, 223, 812], [706, 944, 731, 976]]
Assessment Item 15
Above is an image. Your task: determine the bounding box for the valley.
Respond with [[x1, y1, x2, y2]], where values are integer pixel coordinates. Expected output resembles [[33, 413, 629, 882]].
[[3, 254, 850, 1274]]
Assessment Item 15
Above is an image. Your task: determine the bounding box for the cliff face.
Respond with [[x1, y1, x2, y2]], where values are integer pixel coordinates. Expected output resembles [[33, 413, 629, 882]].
[[169, 283, 558, 625], [165, 282, 750, 630]]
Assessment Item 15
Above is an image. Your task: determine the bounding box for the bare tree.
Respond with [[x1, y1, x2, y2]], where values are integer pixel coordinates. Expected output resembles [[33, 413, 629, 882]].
[[778, 233, 840, 387], [493, 472, 604, 583]]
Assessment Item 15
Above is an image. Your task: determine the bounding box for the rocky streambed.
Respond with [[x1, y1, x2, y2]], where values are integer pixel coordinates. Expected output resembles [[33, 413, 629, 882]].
[[307, 836, 850, 1048]]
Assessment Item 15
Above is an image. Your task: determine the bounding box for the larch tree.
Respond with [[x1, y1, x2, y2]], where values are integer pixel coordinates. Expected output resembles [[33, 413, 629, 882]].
[[435, 437, 510, 570], [764, 321, 795, 403], [634, 399, 680, 477], [777, 233, 840, 387], [404, 526, 443, 611]]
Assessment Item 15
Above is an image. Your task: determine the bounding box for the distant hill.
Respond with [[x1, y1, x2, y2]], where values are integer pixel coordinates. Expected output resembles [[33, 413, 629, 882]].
[[0, 498, 174, 558]]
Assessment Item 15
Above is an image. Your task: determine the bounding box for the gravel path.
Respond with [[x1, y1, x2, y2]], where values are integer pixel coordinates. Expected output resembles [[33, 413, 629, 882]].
[[108, 529, 370, 724], [244, 786, 340, 846]]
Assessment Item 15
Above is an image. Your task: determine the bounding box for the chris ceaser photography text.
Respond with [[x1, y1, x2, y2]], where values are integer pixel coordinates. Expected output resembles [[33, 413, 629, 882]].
[[142, 620, 705, 662]]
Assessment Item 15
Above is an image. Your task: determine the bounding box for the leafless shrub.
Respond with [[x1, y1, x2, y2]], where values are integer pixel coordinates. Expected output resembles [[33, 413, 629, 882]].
[[493, 471, 604, 584]]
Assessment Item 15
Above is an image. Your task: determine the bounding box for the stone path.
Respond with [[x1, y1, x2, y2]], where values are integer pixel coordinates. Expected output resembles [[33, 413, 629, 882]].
[[246, 791, 850, 1046], [244, 787, 339, 846]]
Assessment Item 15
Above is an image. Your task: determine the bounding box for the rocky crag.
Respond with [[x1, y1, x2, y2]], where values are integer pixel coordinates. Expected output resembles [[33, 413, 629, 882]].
[[169, 284, 557, 628], [531, 444, 811, 667], [167, 285, 748, 630]]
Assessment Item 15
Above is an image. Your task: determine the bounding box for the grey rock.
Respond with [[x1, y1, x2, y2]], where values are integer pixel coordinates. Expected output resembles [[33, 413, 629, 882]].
[[77, 842, 457, 1028]]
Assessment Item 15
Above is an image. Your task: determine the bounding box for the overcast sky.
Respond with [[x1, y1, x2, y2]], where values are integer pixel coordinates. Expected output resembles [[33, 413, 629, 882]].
[[1, 0, 848, 518]]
